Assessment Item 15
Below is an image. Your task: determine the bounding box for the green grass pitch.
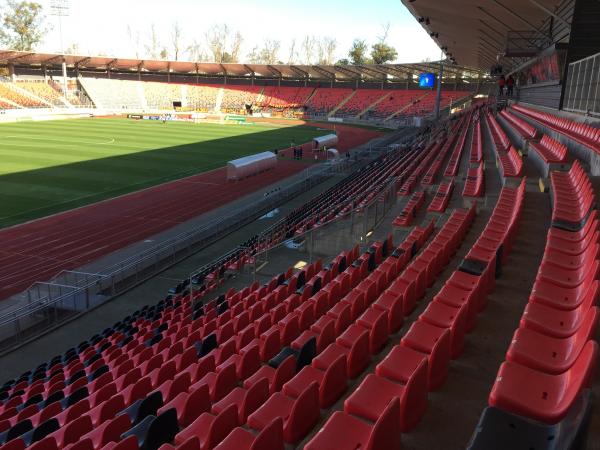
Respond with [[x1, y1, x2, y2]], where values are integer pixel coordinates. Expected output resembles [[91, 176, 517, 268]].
[[0, 118, 326, 229]]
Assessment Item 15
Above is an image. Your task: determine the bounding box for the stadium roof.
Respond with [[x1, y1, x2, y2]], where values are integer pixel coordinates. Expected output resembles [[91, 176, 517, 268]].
[[0, 49, 485, 81], [401, 0, 572, 69]]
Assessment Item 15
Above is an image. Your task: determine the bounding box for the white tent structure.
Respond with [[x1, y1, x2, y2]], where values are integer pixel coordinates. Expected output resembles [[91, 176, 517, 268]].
[[227, 151, 277, 181], [313, 134, 339, 149]]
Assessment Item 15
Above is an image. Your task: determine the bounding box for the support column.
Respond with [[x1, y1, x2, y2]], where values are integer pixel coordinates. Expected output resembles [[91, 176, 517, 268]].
[[434, 60, 444, 119], [62, 59, 68, 98]]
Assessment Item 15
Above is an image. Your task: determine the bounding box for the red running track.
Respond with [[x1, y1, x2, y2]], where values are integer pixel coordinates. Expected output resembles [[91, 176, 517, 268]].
[[0, 124, 381, 300]]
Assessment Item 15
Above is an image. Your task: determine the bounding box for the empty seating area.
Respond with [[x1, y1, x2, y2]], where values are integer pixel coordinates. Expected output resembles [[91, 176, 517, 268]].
[[371, 91, 424, 118], [427, 181, 454, 213], [2, 97, 599, 450], [443, 112, 471, 177], [470, 119, 483, 164], [220, 86, 261, 110], [529, 135, 568, 164], [528, 135, 569, 177], [0, 83, 46, 108], [462, 163, 484, 198], [305, 88, 353, 115], [393, 191, 426, 227], [186, 85, 220, 111], [142, 83, 184, 109], [79, 78, 145, 110], [15, 82, 64, 106], [335, 90, 387, 116], [497, 146, 523, 179], [258, 87, 314, 109], [512, 104, 600, 155], [469, 160, 598, 448], [499, 110, 539, 144]]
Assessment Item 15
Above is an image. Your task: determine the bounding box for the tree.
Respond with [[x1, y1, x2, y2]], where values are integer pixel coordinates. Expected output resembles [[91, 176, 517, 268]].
[[126, 25, 141, 58], [348, 39, 370, 65], [317, 37, 337, 65], [301, 35, 316, 64], [186, 39, 206, 61], [259, 39, 280, 64], [205, 23, 228, 62], [370, 23, 397, 64], [171, 22, 183, 60], [336, 58, 349, 65], [229, 31, 243, 63], [0, 1, 46, 51], [247, 45, 260, 64], [287, 38, 297, 64], [371, 43, 397, 64], [145, 24, 161, 59]]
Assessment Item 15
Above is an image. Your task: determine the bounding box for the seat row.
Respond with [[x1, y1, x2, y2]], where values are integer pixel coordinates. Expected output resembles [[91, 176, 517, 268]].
[[470, 118, 483, 164], [550, 161, 595, 229], [397, 141, 442, 196], [443, 112, 472, 177], [529, 135, 568, 164], [422, 118, 465, 185], [528, 134, 569, 178], [512, 104, 600, 155], [393, 191, 426, 227], [486, 112, 511, 152], [499, 110, 538, 141], [462, 163, 484, 198], [427, 181, 454, 213], [469, 164, 599, 449], [497, 146, 523, 179]]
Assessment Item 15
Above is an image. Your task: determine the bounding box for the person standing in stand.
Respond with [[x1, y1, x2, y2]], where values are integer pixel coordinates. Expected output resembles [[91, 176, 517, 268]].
[[506, 75, 515, 97], [498, 75, 506, 96]]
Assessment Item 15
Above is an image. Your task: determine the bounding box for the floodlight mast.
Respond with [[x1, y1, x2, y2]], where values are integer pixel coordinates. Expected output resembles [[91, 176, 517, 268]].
[[50, 0, 70, 101]]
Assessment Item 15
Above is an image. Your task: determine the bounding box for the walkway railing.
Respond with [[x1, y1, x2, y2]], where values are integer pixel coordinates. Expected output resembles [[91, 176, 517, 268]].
[[563, 51, 600, 117]]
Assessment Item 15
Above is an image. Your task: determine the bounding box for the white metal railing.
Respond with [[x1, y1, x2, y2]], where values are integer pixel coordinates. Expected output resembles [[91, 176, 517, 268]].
[[563, 51, 600, 117]]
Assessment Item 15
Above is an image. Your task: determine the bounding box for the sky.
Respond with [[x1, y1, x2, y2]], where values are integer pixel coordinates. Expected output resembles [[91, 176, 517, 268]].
[[33, 0, 441, 63]]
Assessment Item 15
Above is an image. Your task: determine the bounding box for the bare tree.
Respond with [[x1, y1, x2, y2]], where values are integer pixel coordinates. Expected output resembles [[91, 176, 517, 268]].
[[378, 22, 391, 44], [259, 39, 280, 65], [287, 38, 297, 64], [247, 45, 260, 64], [126, 25, 141, 58], [145, 24, 161, 59], [171, 22, 183, 60], [322, 37, 337, 65], [301, 35, 316, 64], [316, 37, 337, 64], [229, 31, 243, 63], [186, 39, 206, 62], [205, 24, 228, 62]]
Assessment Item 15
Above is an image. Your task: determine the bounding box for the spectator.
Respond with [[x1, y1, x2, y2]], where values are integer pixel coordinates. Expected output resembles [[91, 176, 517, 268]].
[[498, 75, 506, 96], [507, 75, 515, 97]]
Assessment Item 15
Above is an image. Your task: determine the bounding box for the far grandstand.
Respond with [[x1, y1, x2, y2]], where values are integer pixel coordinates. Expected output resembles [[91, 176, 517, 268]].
[[0, 51, 479, 126]]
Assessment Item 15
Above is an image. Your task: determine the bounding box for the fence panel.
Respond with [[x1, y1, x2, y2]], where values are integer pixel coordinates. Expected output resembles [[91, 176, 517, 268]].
[[563, 52, 600, 116]]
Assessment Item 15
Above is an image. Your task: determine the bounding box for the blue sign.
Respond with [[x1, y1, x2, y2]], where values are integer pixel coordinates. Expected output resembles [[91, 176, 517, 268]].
[[419, 73, 435, 88]]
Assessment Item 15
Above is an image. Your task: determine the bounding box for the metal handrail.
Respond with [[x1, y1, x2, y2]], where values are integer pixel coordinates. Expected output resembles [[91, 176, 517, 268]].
[[563, 51, 600, 116]]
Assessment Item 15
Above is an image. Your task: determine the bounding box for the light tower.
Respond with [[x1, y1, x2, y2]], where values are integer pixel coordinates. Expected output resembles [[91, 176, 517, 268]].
[[50, 0, 70, 100]]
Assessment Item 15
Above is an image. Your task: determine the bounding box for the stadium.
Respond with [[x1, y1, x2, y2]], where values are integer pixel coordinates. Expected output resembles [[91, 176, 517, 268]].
[[0, 0, 598, 448]]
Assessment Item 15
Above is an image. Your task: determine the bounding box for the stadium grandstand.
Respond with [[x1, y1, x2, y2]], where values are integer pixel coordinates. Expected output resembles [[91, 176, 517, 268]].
[[0, 0, 598, 449]]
